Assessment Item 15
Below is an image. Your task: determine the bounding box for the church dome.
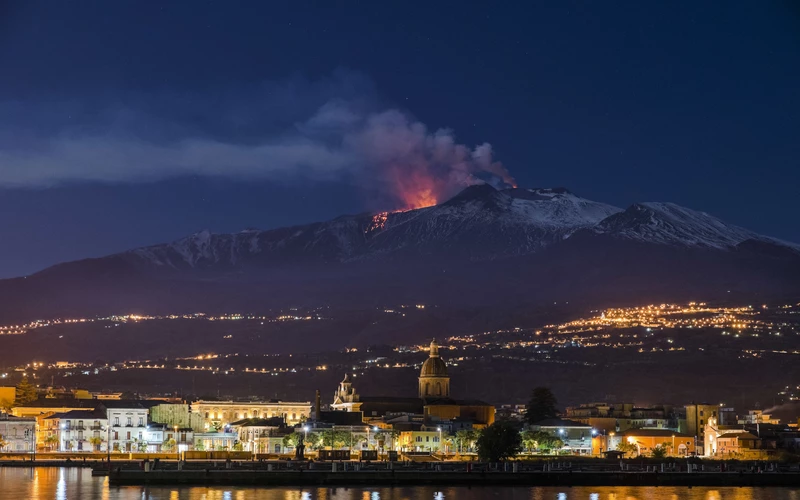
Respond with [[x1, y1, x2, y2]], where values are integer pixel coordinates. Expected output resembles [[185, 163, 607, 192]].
[[420, 340, 448, 377], [420, 357, 448, 377]]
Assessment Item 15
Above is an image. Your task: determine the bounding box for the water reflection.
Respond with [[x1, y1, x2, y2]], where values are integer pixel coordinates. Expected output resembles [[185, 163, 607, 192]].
[[0, 468, 798, 499]]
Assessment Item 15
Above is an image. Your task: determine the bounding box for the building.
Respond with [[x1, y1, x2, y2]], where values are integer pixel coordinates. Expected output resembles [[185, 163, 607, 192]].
[[330, 340, 495, 429], [149, 403, 205, 432], [142, 423, 193, 453], [565, 402, 681, 434], [418, 340, 450, 398], [193, 431, 237, 451], [0, 387, 16, 411], [192, 400, 311, 431], [12, 398, 105, 448], [397, 430, 443, 453], [102, 401, 149, 452], [0, 413, 36, 452], [227, 417, 286, 452], [738, 410, 780, 425], [610, 429, 695, 457], [424, 399, 495, 429], [685, 403, 720, 455], [43, 410, 107, 452], [331, 374, 361, 412], [495, 404, 527, 422], [529, 418, 596, 455], [714, 432, 764, 459]]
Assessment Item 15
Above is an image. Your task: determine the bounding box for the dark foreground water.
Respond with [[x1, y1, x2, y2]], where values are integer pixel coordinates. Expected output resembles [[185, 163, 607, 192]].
[[2, 468, 799, 500]]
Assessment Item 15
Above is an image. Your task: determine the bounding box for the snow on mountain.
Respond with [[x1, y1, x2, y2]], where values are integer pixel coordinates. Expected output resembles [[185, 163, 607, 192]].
[[593, 202, 797, 250], [126, 186, 798, 270], [504, 188, 622, 230]]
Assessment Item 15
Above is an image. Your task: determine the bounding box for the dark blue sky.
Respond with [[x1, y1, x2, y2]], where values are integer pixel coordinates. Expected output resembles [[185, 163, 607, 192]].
[[0, 1, 798, 278]]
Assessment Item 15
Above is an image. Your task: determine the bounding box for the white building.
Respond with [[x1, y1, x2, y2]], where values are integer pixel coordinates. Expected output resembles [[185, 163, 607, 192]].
[[103, 401, 148, 452], [0, 413, 36, 452], [142, 423, 194, 453], [194, 431, 237, 451], [43, 410, 107, 452], [228, 417, 286, 452], [192, 400, 311, 431]]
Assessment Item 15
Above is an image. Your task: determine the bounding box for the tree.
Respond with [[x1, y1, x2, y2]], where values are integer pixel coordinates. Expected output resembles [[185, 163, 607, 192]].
[[305, 432, 322, 450], [455, 429, 479, 453], [162, 438, 177, 451], [45, 434, 59, 452], [616, 440, 638, 457], [232, 442, 243, 451], [476, 422, 522, 462], [651, 444, 668, 459], [0, 434, 7, 451], [521, 430, 563, 454], [442, 435, 455, 455], [282, 432, 301, 449], [525, 387, 558, 425], [88, 436, 104, 452], [14, 377, 38, 406]]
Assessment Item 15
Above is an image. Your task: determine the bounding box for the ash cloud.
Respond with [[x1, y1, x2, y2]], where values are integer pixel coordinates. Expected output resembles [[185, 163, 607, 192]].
[[0, 71, 514, 209]]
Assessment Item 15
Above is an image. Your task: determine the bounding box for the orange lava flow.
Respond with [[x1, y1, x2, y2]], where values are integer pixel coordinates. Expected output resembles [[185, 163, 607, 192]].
[[365, 212, 389, 234]]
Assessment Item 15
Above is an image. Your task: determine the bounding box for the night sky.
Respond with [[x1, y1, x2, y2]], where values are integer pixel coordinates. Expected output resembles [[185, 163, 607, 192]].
[[1, 1, 798, 278]]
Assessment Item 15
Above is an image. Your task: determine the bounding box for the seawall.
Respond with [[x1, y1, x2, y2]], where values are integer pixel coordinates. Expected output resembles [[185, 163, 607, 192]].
[[108, 470, 800, 487]]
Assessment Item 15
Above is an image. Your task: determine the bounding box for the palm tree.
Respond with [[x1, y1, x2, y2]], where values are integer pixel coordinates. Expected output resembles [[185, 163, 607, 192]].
[[88, 436, 103, 452], [442, 435, 455, 455], [44, 434, 59, 452], [455, 429, 479, 453]]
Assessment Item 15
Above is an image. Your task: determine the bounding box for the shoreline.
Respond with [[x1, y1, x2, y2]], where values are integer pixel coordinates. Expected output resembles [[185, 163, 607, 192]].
[[108, 470, 800, 488]]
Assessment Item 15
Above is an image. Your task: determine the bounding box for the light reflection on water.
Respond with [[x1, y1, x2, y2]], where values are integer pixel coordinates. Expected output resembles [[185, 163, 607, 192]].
[[1, 468, 799, 500]]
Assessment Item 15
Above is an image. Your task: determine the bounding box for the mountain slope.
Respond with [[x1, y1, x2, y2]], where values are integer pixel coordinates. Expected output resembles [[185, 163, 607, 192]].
[[128, 185, 623, 268], [0, 185, 798, 322]]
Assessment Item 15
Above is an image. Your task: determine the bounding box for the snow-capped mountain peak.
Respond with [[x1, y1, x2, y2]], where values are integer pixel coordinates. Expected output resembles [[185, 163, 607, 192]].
[[595, 202, 762, 249], [123, 186, 798, 270]]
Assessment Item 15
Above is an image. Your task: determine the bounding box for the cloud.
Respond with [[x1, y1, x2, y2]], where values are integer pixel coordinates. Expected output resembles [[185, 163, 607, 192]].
[[0, 71, 514, 209]]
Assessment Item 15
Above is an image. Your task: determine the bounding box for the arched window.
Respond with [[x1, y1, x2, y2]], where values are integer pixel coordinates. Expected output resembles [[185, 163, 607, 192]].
[[425, 383, 430, 396], [436, 382, 442, 396]]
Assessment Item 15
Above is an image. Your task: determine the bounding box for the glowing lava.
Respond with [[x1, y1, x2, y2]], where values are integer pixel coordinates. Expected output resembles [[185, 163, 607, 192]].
[[365, 212, 389, 234]]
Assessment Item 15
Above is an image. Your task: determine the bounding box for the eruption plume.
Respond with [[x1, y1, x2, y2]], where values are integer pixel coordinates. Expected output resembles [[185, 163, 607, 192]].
[[0, 71, 515, 211]]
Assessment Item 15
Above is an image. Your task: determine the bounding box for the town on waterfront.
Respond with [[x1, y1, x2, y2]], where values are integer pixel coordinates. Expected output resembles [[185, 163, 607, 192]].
[[2, 337, 799, 471]]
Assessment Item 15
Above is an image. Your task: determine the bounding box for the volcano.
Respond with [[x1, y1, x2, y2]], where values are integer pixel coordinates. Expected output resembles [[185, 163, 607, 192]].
[[1, 185, 798, 321]]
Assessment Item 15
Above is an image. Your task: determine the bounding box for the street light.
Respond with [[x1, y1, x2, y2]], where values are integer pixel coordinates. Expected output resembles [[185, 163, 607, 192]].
[[437, 427, 442, 455], [175, 426, 180, 461], [106, 421, 111, 471]]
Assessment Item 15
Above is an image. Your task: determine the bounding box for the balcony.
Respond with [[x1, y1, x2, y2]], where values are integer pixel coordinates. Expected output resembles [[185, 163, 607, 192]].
[[90, 425, 104, 431]]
